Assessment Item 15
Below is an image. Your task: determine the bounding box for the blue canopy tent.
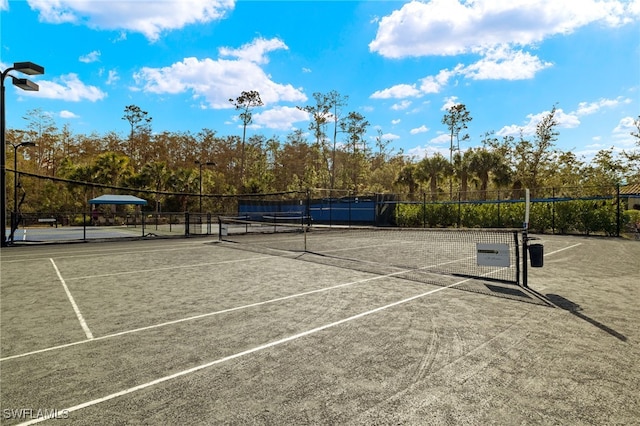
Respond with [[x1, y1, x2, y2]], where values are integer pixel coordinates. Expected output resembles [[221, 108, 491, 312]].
[[89, 195, 147, 226], [89, 195, 147, 206]]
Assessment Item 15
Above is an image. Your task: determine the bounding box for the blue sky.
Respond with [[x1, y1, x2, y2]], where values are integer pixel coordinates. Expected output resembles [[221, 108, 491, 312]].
[[2, 0, 639, 164]]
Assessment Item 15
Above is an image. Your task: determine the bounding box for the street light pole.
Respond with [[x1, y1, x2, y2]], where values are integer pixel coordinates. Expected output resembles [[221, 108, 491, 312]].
[[195, 160, 215, 214], [10, 141, 36, 243], [1, 61, 44, 247]]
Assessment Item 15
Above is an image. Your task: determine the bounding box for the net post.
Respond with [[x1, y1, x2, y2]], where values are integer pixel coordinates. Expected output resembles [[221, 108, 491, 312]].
[[522, 188, 530, 288], [522, 229, 529, 288], [514, 230, 520, 286]]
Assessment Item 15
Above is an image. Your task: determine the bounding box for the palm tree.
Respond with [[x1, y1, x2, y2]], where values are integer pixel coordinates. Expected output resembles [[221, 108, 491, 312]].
[[93, 152, 133, 187], [469, 148, 508, 200], [396, 164, 420, 199], [168, 168, 200, 212], [417, 153, 452, 201], [453, 149, 476, 200], [139, 162, 169, 213]]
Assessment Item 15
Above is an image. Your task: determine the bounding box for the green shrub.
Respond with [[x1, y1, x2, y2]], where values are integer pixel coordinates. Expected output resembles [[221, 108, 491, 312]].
[[393, 197, 623, 235]]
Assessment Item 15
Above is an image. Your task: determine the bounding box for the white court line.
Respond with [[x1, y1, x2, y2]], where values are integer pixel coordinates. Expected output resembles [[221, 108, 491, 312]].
[[16, 276, 469, 425], [50, 259, 94, 340], [64, 255, 276, 281], [545, 243, 581, 255], [0, 241, 219, 262]]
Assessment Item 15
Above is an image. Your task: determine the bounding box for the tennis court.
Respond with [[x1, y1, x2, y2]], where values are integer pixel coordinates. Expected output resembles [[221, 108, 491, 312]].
[[1, 231, 639, 424]]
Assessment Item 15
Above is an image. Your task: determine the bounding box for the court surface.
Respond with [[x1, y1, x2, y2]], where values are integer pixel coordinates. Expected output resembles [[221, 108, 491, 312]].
[[1, 233, 639, 425]]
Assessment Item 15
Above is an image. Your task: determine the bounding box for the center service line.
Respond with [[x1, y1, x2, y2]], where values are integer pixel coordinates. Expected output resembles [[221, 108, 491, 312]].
[[50, 258, 94, 340], [17, 276, 467, 425]]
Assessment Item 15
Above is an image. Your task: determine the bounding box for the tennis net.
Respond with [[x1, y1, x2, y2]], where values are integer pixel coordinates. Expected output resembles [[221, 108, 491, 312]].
[[219, 216, 522, 286]]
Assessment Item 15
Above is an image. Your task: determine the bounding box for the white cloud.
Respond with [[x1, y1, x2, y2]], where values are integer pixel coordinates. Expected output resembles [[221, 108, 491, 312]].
[[370, 0, 635, 59], [441, 96, 459, 111], [133, 39, 307, 109], [370, 84, 421, 99], [391, 119, 401, 125], [32, 74, 107, 102], [419, 67, 458, 93], [391, 100, 412, 111], [410, 125, 429, 135], [612, 116, 638, 148], [27, 0, 235, 42], [59, 110, 79, 119], [219, 37, 287, 65], [382, 132, 400, 141], [106, 70, 119, 85], [406, 144, 449, 159], [371, 45, 553, 104], [0, 0, 8, 11], [252, 106, 309, 131], [496, 108, 581, 138], [575, 97, 631, 116], [79, 50, 101, 63], [496, 98, 635, 140], [430, 133, 453, 145], [461, 46, 553, 80]]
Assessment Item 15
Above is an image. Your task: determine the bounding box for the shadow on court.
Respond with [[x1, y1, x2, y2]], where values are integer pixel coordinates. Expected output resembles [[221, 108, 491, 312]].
[[546, 293, 627, 342]]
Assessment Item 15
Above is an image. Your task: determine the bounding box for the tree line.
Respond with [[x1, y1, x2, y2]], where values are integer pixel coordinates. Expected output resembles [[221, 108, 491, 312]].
[[6, 90, 640, 215]]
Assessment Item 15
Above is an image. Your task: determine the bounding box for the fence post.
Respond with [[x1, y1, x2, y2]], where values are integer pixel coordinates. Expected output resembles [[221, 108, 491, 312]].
[[185, 212, 190, 236], [616, 183, 621, 237], [422, 192, 426, 228], [497, 190, 501, 227], [306, 189, 311, 227], [552, 187, 556, 234], [348, 191, 352, 227], [457, 191, 461, 228], [329, 191, 333, 227]]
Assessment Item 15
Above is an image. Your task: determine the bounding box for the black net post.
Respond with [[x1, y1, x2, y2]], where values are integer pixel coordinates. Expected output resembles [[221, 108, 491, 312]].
[[522, 229, 529, 288]]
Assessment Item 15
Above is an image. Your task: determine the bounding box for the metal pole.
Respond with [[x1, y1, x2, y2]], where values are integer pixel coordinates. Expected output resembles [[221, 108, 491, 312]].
[[199, 162, 203, 214], [616, 183, 621, 237], [12, 145, 17, 242], [522, 229, 529, 288], [1, 71, 7, 246], [0, 63, 44, 247]]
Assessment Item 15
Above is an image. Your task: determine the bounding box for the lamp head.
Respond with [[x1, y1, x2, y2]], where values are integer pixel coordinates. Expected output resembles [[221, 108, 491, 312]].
[[12, 78, 39, 91], [13, 62, 45, 76]]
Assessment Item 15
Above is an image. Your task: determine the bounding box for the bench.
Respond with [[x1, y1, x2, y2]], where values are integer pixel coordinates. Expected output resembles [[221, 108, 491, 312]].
[[38, 218, 58, 228]]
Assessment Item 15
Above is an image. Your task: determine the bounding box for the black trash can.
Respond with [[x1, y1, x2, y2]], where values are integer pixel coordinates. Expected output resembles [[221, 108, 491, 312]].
[[529, 243, 544, 267]]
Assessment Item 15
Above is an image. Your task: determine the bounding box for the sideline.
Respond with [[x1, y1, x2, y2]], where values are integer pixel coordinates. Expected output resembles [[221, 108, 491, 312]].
[[50, 259, 94, 340]]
